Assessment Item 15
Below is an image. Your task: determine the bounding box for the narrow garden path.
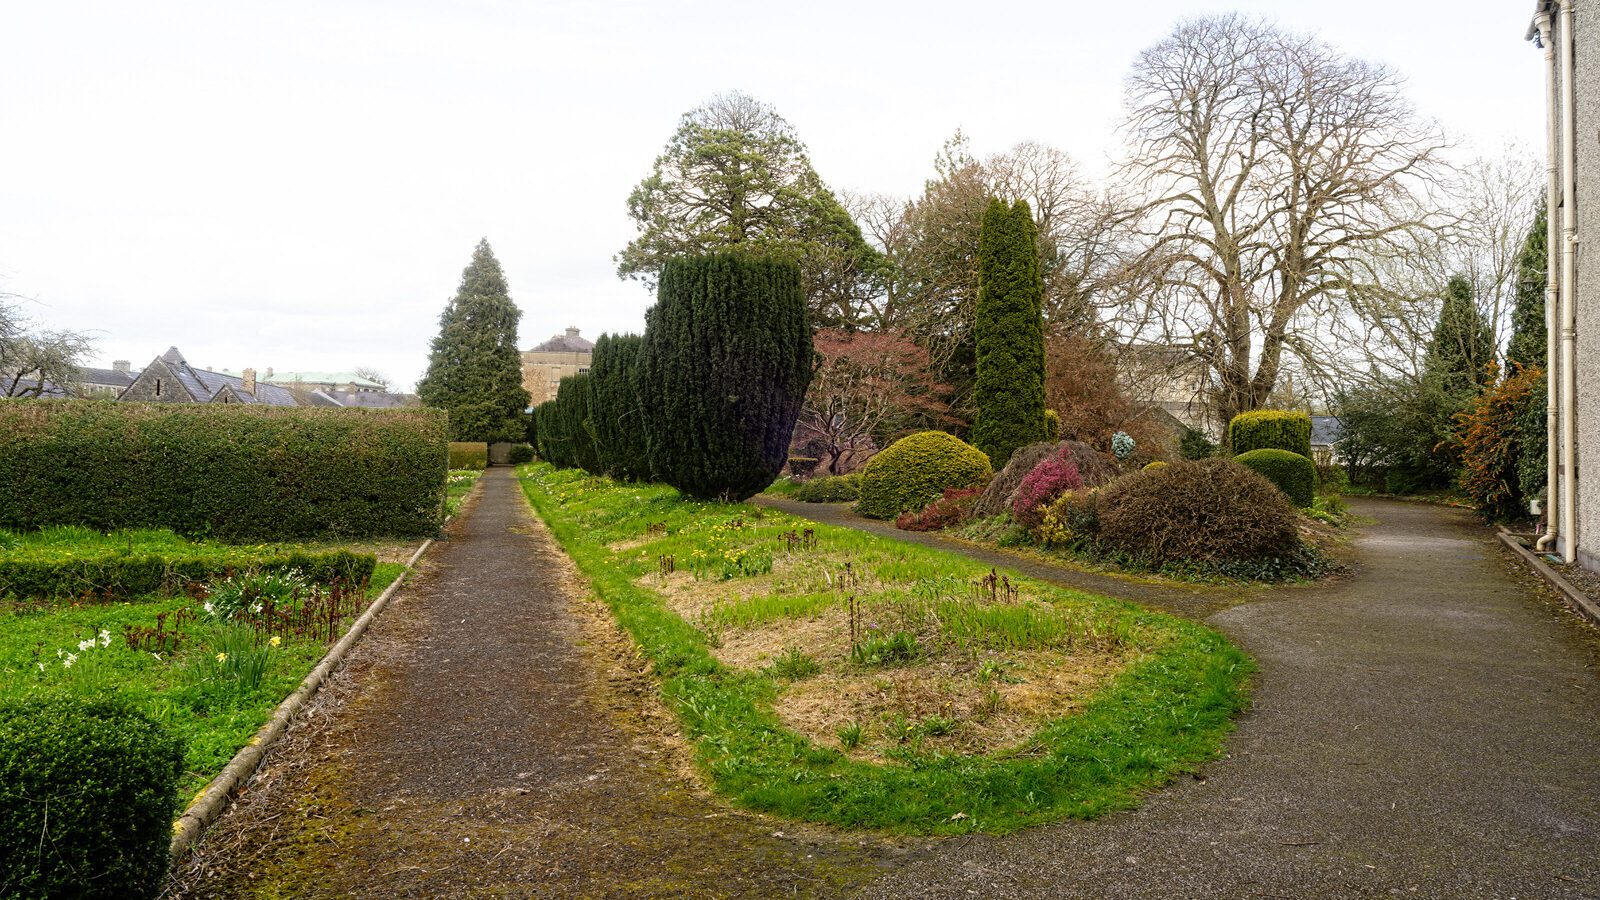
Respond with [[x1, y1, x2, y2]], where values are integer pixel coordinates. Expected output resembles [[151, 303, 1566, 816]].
[[168, 468, 906, 899], [765, 497, 1600, 899]]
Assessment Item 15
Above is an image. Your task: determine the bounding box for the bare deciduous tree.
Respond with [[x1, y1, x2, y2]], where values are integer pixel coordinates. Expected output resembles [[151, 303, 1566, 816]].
[[1110, 14, 1451, 428], [0, 297, 96, 398]]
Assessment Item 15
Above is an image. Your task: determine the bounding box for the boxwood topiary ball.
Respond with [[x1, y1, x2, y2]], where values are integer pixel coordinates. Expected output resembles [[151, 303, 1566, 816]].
[[1234, 448, 1316, 507]]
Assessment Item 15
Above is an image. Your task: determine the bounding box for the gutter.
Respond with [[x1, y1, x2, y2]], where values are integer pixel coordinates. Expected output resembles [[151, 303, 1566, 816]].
[[1558, 0, 1580, 564]]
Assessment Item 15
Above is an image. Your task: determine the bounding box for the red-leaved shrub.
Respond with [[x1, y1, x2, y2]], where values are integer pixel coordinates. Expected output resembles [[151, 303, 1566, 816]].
[[1012, 451, 1083, 528], [896, 487, 982, 532]]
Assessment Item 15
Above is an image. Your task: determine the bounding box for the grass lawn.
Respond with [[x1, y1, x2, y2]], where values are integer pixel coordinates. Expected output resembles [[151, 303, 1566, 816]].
[[0, 530, 412, 798], [519, 462, 1253, 834], [445, 468, 483, 518]]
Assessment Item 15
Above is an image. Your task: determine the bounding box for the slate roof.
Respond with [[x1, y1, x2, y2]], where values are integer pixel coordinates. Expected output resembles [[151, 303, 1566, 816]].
[[78, 366, 137, 387], [158, 347, 301, 407], [317, 390, 412, 409], [531, 331, 594, 353], [260, 371, 388, 390], [1311, 415, 1344, 447]]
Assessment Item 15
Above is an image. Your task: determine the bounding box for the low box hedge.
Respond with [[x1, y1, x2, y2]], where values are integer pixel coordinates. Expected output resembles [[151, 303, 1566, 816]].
[[0, 547, 375, 601], [0, 401, 448, 540], [449, 441, 489, 469], [1228, 410, 1312, 458], [0, 692, 185, 899], [1234, 448, 1316, 507]]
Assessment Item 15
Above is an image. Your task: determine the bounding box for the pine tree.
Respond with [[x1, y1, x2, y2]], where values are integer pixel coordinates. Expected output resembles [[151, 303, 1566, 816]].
[[589, 333, 650, 480], [417, 239, 531, 441], [1507, 204, 1548, 370], [638, 253, 812, 501], [970, 199, 1047, 468]]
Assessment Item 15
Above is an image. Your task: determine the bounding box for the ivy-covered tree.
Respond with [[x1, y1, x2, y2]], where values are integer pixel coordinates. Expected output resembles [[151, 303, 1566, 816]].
[[970, 199, 1047, 467], [589, 333, 651, 480], [1507, 204, 1548, 370], [617, 92, 885, 328], [417, 239, 530, 441], [638, 253, 812, 501], [1425, 275, 1496, 398]]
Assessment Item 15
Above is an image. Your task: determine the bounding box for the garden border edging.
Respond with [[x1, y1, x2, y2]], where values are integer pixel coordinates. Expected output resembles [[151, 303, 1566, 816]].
[[167, 525, 445, 860], [1496, 530, 1600, 626]]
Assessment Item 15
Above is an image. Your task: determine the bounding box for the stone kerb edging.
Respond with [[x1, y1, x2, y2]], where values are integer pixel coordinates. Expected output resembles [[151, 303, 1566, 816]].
[[168, 506, 458, 860], [1497, 530, 1600, 626]]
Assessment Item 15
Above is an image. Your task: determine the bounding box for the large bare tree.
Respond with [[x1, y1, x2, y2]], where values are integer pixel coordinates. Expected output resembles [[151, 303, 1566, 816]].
[[0, 296, 95, 398], [1111, 14, 1451, 428]]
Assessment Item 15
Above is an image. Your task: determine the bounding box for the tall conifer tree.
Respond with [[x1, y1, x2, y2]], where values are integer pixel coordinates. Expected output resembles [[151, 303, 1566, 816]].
[[638, 253, 811, 501], [1508, 204, 1548, 371], [417, 239, 531, 442], [970, 199, 1047, 467]]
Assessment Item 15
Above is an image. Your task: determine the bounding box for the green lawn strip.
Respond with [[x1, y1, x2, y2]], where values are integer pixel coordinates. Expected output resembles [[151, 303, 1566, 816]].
[[0, 562, 404, 797], [519, 463, 1253, 834], [445, 468, 483, 518], [0, 526, 376, 601]]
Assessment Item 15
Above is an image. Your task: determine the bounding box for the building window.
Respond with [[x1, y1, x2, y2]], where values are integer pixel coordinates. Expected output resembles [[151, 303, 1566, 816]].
[[578, 368, 590, 375], [154, 378, 162, 397]]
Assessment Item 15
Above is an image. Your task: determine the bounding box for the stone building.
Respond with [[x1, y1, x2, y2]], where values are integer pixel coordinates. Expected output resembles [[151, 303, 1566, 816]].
[[520, 327, 593, 406], [118, 347, 301, 406]]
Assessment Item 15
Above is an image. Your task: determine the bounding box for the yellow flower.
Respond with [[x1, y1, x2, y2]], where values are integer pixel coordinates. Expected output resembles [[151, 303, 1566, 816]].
[[268, 636, 282, 648], [216, 652, 228, 663]]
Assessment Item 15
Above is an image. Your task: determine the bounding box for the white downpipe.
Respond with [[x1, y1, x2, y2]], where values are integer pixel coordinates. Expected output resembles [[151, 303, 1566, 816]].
[[1560, 0, 1580, 564], [1539, 8, 1562, 553]]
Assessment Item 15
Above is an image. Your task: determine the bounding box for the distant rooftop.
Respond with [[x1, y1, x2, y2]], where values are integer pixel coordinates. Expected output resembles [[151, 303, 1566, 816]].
[[530, 326, 593, 354], [215, 369, 388, 391]]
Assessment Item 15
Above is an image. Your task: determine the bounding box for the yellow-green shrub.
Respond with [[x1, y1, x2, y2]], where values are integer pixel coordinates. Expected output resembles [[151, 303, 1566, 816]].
[[1228, 410, 1312, 458], [857, 432, 993, 519]]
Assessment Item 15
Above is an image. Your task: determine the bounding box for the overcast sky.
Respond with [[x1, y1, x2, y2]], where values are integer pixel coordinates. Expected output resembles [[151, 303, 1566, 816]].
[[0, 1, 1545, 391]]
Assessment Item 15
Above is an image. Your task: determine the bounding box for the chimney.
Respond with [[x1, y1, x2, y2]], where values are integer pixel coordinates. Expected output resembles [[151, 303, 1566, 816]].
[[112, 360, 130, 375], [565, 326, 580, 338], [242, 368, 257, 395], [265, 367, 273, 379]]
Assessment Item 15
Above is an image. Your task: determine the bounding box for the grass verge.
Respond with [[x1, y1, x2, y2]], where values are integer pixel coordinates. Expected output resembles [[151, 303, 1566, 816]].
[[519, 462, 1252, 835]]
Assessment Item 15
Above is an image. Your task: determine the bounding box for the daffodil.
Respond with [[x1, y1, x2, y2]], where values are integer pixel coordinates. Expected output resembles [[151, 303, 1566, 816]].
[[216, 652, 228, 663], [269, 635, 281, 648]]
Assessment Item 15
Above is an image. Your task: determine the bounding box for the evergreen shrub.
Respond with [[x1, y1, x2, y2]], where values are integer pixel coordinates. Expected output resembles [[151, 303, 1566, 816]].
[[0, 546, 374, 602], [0, 693, 185, 899], [792, 474, 861, 503], [448, 441, 488, 469], [1095, 459, 1301, 566], [857, 432, 993, 519], [1228, 410, 1312, 458], [1234, 449, 1316, 507], [0, 402, 447, 539]]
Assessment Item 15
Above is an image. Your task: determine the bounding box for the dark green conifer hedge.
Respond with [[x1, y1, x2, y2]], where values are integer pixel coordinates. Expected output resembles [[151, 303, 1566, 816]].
[[637, 254, 812, 501], [589, 333, 651, 480]]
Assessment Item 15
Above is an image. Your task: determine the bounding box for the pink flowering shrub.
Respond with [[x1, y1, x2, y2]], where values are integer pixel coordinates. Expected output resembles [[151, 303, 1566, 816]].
[[1012, 451, 1084, 529]]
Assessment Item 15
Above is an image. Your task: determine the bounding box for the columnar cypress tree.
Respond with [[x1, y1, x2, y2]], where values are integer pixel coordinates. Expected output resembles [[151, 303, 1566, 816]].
[[970, 199, 1047, 468], [533, 400, 568, 468], [553, 374, 601, 475], [589, 333, 650, 480], [638, 253, 812, 501], [1508, 204, 1548, 371], [416, 239, 531, 441], [1425, 274, 1495, 397]]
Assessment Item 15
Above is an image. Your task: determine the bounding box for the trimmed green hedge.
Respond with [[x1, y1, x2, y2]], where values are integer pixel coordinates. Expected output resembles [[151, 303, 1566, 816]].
[[0, 547, 374, 601], [1228, 410, 1312, 458], [448, 441, 489, 469], [0, 402, 448, 539], [857, 432, 993, 519], [793, 473, 861, 503], [1234, 449, 1316, 507], [0, 693, 185, 899]]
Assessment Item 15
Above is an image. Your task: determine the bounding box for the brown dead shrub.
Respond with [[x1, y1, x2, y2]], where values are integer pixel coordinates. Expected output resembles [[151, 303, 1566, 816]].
[[1095, 458, 1300, 564]]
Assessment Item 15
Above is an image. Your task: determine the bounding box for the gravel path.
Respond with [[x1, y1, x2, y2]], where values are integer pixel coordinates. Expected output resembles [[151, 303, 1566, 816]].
[[172, 479, 1600, 899]]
